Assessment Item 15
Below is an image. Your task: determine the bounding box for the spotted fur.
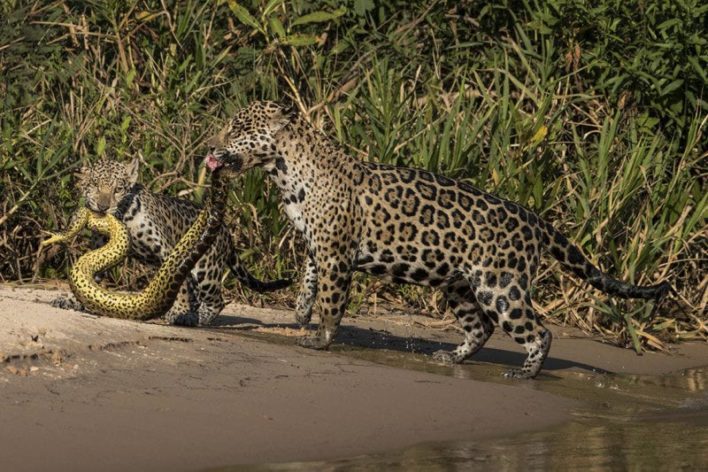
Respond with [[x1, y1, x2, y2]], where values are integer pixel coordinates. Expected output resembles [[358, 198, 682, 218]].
[[208, 101, 671, 379], [76, 158, 290, 326]]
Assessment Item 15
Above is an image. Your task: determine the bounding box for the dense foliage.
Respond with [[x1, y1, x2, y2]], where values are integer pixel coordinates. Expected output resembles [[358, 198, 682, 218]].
[[1, 0, 705, 348]]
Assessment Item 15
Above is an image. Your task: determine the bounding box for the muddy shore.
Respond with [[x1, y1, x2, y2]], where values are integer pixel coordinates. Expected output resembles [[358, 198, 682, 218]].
[[1, 284, 706, 471]]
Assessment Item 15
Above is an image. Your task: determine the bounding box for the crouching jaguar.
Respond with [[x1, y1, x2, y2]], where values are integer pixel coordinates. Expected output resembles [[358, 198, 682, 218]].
[[205, 101, 671, 378], [71, 158, 290, 326]]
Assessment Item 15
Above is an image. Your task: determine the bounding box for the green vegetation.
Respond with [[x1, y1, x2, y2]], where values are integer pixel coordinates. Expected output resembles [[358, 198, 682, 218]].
[[1, 0, 705, 348]]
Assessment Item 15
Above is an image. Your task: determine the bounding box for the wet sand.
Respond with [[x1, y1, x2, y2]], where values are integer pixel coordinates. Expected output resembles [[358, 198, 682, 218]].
[[1, 284, 706, 471]]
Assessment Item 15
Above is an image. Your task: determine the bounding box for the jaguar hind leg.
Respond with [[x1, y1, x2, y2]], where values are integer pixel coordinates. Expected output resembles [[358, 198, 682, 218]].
[[164, 278, 199, 326], [503, 329, 552, 379], [466, 268, 551, 379], [193, 281, 225, 326], [433, 280, 495, 364]]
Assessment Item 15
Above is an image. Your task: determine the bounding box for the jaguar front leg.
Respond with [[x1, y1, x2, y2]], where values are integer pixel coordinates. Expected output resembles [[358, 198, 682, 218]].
[[50, 295, 86, 312], [298, 243, 354, 349], [295, 253, 318, 326]]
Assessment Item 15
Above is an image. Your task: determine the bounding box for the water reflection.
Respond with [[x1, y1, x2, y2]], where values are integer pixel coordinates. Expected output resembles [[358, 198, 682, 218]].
[[215, 330, 708, 471], [214, 407, 708, 471], [625, 367, 707, 392]]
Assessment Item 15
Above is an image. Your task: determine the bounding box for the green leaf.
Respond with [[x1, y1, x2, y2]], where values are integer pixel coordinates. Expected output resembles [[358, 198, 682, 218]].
[[527, 20, 552, 34], [662, 79, 684, 96], [269, 16, 285, 39], [329, 39, 350, 55], [262, 0, 285, 19], [120, 116, 131, 133], [224, 0, 263, 34], [353, 0, 374, 17], [282, 34, 319, 47], [687, 56, 706, 82], [291, 8, 347, 27], [125, 67, 136, 87], [657, 18, 681, 31], [97, 137, 106, 156]]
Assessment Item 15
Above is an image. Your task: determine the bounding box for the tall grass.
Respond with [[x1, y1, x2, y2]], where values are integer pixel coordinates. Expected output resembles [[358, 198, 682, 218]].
[[1, 0, 705, 348]]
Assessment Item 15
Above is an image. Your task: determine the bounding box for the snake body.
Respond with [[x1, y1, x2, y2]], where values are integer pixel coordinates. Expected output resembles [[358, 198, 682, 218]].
[[41, 166, 227, 319]]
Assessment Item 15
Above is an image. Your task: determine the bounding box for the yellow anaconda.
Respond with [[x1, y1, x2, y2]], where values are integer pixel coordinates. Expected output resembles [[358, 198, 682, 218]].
[[41, 162, 228, 319]]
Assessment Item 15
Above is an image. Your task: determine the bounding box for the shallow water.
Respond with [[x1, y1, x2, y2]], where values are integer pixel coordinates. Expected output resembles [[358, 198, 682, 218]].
[[254, 408, 708, 471], [217, 331, 708, 471]]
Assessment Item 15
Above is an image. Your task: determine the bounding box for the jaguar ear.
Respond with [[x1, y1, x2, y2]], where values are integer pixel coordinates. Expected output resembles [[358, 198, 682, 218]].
[[268, 104, 296, 134], [75, 163, 90, 181], [126, 158, 140, 184], [74, 163, 91, 180], [206, 122, 230, 149]]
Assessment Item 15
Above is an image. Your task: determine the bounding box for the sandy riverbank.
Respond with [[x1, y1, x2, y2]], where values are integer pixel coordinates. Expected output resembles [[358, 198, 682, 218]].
[[1, 284, 706, 471]]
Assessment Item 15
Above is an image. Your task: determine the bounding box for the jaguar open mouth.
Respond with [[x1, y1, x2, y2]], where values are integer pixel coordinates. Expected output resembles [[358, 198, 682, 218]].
[[205, 152, 242, 172], [205, 154, 223, 171]]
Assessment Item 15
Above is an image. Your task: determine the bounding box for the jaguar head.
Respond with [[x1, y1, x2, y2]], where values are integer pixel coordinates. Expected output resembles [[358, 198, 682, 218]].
[[205, 101, 294, 174], [79, 158, 140, 215]]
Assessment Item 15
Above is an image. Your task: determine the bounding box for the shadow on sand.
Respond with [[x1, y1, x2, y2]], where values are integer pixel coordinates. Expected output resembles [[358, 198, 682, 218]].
[[211, 313, 609, 375]]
